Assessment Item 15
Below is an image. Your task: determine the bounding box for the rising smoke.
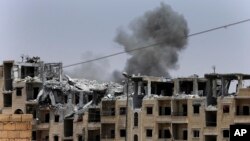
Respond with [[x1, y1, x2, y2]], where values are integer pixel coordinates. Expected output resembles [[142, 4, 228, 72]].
[[66, 52, 111, 82], [113, 3, 189, 80]]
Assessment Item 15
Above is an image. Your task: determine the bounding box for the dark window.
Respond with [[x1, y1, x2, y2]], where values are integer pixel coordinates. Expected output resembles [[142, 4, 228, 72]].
[[64, 119, 73, 137], [183, 130, 188, 140], [223, 130, 229, 138], [193, 105, 200, 114], [236, 106, 240, 115], [54, 135, 59, 141], [111, 130, 115, 138], [14, 109, 23, 114], [134, 135, 138, 141], [159, 129, 171, 138], [78, 135, 83, 141], [16, 88, 22, 96], [45, 136, 49, 141], [146, 129, 152, 137], [183, 104, 187, 116], [33, 87, 39, 99], [243, 106, 249, 115], [223, 105, 230, 113], [32, 131, 36, 140], [64, 95, 68, 103], [193, 130, 200, 137], [159, 107, 171, 115], [26, 106, 36, 118], [54, 115, 59, 122], [159, 107, 162, 115], [134, 112, 138, 127], [146, 107, 153, 115], [88, 95, 93, 101], [120, 129, 126, 137], [111, 108, 115, 116], [45, 113, 50, 123], [164, 129, 171, 138], [119, 107, 126, 115], [165, 107, 171, 115], [4, 94, 12, 107], [75, 95, 79, 105], [21, 66, 35, 78], [88, 109, 100, 122]]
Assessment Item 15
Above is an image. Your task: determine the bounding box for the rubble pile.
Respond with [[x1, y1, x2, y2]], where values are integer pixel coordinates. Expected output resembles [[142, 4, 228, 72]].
[[35, 74, 123, 120]]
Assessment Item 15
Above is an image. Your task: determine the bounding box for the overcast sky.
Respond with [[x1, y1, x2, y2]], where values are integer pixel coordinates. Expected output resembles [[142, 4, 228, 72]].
[[0, 0, 250, 78]]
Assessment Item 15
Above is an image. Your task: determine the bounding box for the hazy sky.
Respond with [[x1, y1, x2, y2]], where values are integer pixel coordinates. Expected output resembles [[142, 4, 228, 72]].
[[0, 0, 250, 78]]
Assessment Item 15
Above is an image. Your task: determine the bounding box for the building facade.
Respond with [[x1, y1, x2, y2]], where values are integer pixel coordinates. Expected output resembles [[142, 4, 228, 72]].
[[1, 58, 250, 141]]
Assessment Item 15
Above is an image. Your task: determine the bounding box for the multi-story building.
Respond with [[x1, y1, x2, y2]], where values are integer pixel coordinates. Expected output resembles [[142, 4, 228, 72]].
[[1, 58, 250, 141]]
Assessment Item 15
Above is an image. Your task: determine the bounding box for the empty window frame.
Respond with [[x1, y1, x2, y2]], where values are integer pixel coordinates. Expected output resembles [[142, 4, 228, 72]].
[[54, 115, 60, 122], [78, 135, 83, 141], [146, 129, 153, 137], [16, 87, 22, 96], [223, 129, 229, 138], [119, 107, 127, 115], [33, 87, 39, 99], [193, 129, 200, 138], [120, 129, 126, 137], [159, 129, 171, 138], [159, 107, 171, 115], [134, 135, 138, 141], [243, 106, 249, 115], [134, 112, 138, 127], [111, 129, 115, 138], [45, 113, 50, 123], [54, 135, 59, 141], [4, 94, 12, 107], [146, 107, 153, 115], [193, 104, 200, 114], [223, 105, 230, 113], [32, 131, 36, 140]]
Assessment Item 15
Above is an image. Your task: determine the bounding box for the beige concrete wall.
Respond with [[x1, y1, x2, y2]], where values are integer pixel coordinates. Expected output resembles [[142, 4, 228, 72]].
[[238, 88, 250, 96], [0, 114, 32, 141]]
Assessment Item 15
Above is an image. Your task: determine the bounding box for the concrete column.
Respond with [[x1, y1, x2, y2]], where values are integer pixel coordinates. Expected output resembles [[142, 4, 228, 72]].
[[221, 77, 225, 96], [174, 79, 179, 94], [147, 80, 151, 96], [79, 91, 83, 107], [212, 79, 217, 97], [134, 82, 138, 95], [68, 92, 72, 104], [193, 78, 198, 95], [18, 65, 21, 79], [138, 81, 142, 95], [237, 75, 243, 93]]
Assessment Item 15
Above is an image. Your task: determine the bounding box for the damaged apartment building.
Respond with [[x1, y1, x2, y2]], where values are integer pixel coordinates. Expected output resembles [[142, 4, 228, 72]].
[[1, 58, 250, 141]]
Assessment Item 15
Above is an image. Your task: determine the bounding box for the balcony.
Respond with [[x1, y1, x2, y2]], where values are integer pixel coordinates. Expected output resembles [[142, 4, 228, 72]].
[[203, 127, 217, 135], [88, 122, 101, 129], [234, 116, 250, 123], [156, 115, 172, 123], [101, 116, 116, 123], [171, 112, 188, 123], [158, 139, 172, 141], [36, 123, 49, 130]]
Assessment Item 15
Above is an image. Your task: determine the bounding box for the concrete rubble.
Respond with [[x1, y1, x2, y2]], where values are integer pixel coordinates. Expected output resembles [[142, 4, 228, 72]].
[[35, 74, 123, 120]]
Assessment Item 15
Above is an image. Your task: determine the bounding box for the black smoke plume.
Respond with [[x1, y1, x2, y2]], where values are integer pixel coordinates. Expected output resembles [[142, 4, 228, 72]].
[[114, 3, 189, 80]]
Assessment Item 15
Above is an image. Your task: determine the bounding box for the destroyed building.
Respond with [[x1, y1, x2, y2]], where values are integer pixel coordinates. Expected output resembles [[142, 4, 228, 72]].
[[1, 58, 250, 141]]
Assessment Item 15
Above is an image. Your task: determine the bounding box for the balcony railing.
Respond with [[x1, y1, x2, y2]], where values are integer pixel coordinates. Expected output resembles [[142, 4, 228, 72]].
[[172, 112, 187, 116]]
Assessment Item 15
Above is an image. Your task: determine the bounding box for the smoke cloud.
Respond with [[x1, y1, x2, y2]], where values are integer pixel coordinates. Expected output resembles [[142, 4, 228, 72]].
[[66, 52, 111, 82], [114, 3, 189, 79]]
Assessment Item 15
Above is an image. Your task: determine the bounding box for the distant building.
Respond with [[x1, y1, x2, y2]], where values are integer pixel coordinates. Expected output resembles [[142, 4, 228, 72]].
[[1, 58, 250, 141]]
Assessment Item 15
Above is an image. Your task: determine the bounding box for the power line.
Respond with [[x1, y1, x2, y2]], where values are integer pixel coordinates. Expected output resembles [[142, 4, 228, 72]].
[[63, 19, 250, 68]]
